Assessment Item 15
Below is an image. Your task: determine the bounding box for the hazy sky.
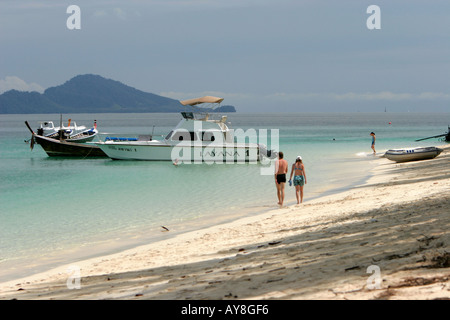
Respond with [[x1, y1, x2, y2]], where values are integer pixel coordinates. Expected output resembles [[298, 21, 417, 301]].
[[1, 0, 449, 112]]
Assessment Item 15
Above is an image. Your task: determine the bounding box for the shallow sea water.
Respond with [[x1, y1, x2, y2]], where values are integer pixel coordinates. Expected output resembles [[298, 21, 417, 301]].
[[0, 112, 448, 281]]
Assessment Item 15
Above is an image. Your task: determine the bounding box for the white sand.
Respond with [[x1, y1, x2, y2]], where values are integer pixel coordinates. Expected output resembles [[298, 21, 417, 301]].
[[1, 145, 449, 300]]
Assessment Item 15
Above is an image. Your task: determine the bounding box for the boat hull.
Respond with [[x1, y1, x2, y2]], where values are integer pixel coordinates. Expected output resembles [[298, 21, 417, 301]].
[[95, 141, 261, 162], [385, 147, 443, 163], [35, 135, 107, 157]]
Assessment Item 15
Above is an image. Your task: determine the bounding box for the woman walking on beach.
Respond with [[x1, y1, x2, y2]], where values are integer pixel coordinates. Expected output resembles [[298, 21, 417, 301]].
[[370, 132, 376, 155], [275, 151, 288, 207], [289, 156, 307, 204]]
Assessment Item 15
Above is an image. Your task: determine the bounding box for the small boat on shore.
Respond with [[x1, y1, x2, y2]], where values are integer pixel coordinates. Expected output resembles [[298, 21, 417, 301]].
[[384, 146, 443, 163], [25, 121, 107, 158]]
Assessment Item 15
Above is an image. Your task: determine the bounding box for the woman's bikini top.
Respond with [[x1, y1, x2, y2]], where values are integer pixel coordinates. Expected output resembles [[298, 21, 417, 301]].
[[294, 164, 303, 174]]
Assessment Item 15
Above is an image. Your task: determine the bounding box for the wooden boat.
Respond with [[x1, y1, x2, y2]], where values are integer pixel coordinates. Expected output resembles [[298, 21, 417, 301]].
[[384, 146, 443, 163], [37, 119, 98, 143], [415, 126, 450, 142], [25, 121, 107, 157], [33, 134, 107, 157]]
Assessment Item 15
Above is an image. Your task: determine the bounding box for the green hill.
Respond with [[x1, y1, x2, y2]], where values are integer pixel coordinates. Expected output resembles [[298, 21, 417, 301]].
[[0, 74, 236, 114]]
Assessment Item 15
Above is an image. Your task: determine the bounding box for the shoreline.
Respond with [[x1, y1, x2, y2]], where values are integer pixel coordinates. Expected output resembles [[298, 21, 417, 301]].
[[1, 145, 449, 299], [0, 147, 375, 283]]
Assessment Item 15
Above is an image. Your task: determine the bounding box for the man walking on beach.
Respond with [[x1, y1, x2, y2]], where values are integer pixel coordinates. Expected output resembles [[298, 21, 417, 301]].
[[370, 132, 376, 155], [275, 151, 288, 207]]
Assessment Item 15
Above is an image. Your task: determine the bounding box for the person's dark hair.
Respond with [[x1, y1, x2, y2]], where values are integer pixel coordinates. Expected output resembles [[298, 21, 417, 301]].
[[278, 152, 284, 159]]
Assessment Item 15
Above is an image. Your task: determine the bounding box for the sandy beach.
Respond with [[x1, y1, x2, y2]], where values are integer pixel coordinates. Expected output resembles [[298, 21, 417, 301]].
[[1, 145, 449, 300]]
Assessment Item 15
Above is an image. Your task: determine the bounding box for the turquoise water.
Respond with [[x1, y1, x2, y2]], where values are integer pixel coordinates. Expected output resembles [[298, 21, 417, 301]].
[[0, 112, 449, 281]]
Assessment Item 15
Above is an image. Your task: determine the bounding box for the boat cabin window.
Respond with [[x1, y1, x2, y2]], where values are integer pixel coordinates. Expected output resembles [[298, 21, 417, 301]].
[[181, 112, 194, 119], [171, 131, 198, 141], [201, 131, 216, 142]]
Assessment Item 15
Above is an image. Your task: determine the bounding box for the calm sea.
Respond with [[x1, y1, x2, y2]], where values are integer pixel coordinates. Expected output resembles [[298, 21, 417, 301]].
[[0, 112, 449, 281]]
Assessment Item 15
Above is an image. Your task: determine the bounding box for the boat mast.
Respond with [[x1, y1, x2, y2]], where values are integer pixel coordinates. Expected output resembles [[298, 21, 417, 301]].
[[59, 114, 63, 141]]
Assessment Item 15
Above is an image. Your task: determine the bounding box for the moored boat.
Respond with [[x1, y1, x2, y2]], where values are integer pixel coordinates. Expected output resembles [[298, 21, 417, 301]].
[[415, 126, 450, 143], [94, 96, 277, 162], [33, 134, 107, 157], [37, 119, 98, 143], [384, 146, 443, 163], [25, 121, 106, 157]]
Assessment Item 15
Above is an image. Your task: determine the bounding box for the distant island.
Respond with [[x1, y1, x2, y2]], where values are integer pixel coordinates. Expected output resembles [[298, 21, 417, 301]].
[[0, 74, 236, 114]]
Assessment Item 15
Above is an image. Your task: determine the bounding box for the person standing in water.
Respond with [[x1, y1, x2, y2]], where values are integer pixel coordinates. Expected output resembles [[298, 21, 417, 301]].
[[370, 132, 376, 155], [275, 151, 288, 207], [289, 156, 307, 204]]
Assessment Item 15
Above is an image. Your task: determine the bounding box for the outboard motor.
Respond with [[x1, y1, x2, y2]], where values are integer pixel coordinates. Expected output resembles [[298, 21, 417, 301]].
[[258, 144, 278, 160]]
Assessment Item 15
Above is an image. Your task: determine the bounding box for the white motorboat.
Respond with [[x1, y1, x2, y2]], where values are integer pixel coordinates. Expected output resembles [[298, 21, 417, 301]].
[[384, 146, 443, 163], [37, 119, 98, 143], [95, 96, 276, 162]]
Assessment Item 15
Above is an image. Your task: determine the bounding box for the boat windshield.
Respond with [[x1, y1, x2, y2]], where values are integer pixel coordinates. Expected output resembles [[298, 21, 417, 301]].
[[165, 131, 173, 140]]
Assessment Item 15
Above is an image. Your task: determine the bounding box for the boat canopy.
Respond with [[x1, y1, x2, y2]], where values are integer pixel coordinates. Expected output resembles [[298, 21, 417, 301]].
[[180, 96, 224, 106]]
